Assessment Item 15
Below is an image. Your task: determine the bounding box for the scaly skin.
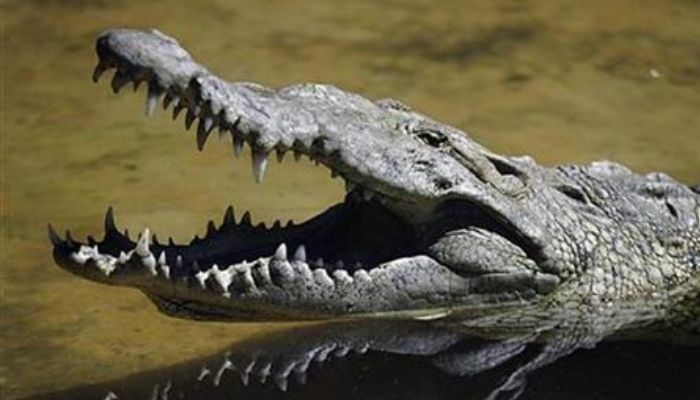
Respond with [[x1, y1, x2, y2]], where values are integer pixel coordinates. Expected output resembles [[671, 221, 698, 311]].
[[50, 29, 700, 325]]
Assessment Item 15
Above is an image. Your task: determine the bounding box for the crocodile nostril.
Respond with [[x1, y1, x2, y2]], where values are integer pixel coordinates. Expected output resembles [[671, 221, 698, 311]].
[[555, 185, 590, 205], [415, 130, 449, 147]]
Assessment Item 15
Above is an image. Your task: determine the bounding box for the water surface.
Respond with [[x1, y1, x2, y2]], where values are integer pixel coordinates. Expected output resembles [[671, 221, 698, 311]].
[[2, 0, 699, 398]]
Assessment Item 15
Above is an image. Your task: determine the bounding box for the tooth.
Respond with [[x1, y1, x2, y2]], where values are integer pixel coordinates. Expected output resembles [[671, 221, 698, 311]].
[[162, 91, 175, 109], [276, 148, 285, 163], [293, 150, 302, 161], [118, 250, 131, 263], [92, 62, 107, 83], [274, 243, 287, 261], [135, 228, 151, 256], [158, 251, 167, 265], [71, 245, 91, 265], [274, 376, 289, 392], [160, 264, 171, 279], [110, 70, 130, 93], [251, 149, 268, 183], [233, 135, 245, 156], [203, 116, 214, 132], [293, 245, 306, 262], [257, 362, 272, 384], [206, 221, 216, 235], [211, 265, 234, 293], [132, 78, 143, 92], [197, 367, 211, 381], [185, 110, 196, 130], [195, 268, 211, 289], [355, 343, 370, 354], [172, 104, 184, 120], [241, 211, 252, 225], [87, 235, 97, 246], [242, 268, 257, 290], [335, 260, 344, 269], [142, 253, 157, 276], [314, 257, 324, 267], [222, 206, 235, 225], [145, 83, 161, 116], [239, 369, 251, 386], [213, 359, 233, 386], [334, 347, 351, 357], [48, 224, 61, 246], [196, 118, 213, 151], [272, 220, 281, 229], [315, 344, 336, 362]]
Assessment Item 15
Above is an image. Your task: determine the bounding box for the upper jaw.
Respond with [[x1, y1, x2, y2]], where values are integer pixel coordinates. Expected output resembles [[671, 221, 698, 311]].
[[94, 28, 488, 203]]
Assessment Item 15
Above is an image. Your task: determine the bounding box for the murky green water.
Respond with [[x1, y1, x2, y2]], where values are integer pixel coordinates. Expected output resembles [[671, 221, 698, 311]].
[[2, 0, 699, 398]]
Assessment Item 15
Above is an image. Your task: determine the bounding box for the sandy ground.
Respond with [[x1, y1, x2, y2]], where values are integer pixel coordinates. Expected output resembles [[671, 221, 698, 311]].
[[1, 0, 699, 398]]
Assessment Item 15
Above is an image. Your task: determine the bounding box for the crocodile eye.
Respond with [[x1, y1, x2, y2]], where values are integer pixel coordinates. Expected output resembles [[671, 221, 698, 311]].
[[415, 130, 448, 147]]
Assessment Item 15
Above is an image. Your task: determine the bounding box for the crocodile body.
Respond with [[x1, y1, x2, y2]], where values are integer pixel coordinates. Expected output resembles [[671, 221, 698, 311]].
[[50, 29, 700, 328]]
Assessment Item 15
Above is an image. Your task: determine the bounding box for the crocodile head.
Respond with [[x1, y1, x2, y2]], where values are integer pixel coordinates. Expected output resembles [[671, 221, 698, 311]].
[[50, 29, 700, 322]]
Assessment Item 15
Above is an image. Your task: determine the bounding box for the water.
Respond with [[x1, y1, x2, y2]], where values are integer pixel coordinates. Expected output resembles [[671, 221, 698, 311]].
[[17, 321, 700, 400], [2, 0, 699, 398]]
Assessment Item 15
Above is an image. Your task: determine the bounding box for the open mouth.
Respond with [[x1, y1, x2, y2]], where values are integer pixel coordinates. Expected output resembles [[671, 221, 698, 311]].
[[50, 29, 561, 321], [49, 30, 441, 320], [52, 75, 416, 279]]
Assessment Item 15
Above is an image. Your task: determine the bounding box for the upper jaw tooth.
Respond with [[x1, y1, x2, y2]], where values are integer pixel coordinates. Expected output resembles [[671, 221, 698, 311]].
[[92, 62, 108, 83], [251, 148, 268, 183], [196, 116, 214, 151], [145, 82, 162, 116], [111, 70, 130, 93], [232, 134, 245, 156]]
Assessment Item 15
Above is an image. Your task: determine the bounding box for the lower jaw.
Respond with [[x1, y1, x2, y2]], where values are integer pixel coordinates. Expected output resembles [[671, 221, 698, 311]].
[[138, 254, 466, 322]]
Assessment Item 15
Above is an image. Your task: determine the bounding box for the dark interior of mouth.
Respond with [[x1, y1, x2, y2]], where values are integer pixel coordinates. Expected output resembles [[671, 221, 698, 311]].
[[93, 194, 419, 276]]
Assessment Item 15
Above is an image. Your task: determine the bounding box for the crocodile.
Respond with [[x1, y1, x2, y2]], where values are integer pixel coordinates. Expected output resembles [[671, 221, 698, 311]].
[[49, 28, 700, 325]]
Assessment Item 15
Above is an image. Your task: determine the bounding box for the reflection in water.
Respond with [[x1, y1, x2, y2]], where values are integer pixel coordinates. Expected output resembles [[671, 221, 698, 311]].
[[25, 308, 700, 400]]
